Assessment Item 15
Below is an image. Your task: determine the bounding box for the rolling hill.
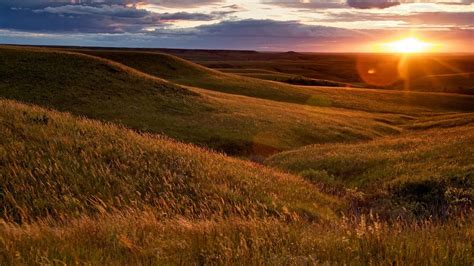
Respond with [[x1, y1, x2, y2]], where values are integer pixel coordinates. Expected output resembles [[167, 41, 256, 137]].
[[0, 99, 339, 223], [266, 120, 474, 188], [73, 49, 474, 115], [0, 46, 408, 159], [266, 119, 474, 218], [0, 46, 472, 264], [0, 98, 471, 265], [162, 50, 474, 95], [71, 49, 317, 104]]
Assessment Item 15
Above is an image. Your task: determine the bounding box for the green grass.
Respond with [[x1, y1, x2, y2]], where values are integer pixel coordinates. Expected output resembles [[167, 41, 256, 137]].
[[215, 68, 353, 87], [73, 49, 316, 104], [75, 49, 474, 115], [0, 46, 406, 159], [266, 122, 474, 188], [266, 122, 474, 218]]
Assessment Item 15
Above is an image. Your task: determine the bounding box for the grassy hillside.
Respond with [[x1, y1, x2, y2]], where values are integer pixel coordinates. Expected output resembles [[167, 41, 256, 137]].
[[301, 86, 474, 114], [267, 123, 474, 187], [0, 46, 472, 264], [206, 68, 353, 87], [0, 46, 404, 158], [73, 49, 316, 104], [75, 49, 474, 115], [0, 99, 339, 223], [0, 99, 472, 265], [266, 120, 474, 218], [168, 50, 474, 95]]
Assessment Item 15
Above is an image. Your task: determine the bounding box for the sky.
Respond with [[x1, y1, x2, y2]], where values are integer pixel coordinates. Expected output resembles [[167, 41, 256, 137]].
[[0, 0, 472, 52]]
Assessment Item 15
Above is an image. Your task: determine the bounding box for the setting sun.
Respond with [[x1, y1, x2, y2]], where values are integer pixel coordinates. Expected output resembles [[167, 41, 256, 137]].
[[379, 37, 434, 53]]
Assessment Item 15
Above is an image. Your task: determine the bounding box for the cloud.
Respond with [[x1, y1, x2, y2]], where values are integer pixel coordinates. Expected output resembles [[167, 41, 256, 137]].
[[157, 12, 214, 21], [403, 12, 474, 27], [0, 4, 159, 33], [264, 0, 473, 9], [145, 0, 222, 7], [2, 20, 472, 52], [0, 0, 471, 51], [261, 0, 346, 9], [0, 1, 227, 33], [346, 0, 400, 9], [263, 0, 402, 9], [320, 10, 474, 27], [39, 5, 222, 21], [38, 4, 149, 17], [190, 19, 357, 38], [0, 0, 222, 8], [145, 19, 367, 51]]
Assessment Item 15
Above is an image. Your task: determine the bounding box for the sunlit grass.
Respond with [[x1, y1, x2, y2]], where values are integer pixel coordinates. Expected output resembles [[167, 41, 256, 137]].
[[0, 46, 413, 159], [0, 46, 473, 264], [1, 211, 472, 264], [77, 49, 474, 114], [0, 99, 340, 223], [266, 120, 474, 219]]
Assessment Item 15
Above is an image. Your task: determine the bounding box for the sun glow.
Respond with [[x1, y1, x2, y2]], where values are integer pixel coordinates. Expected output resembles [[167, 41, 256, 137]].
[[379, 37, 435, 53]]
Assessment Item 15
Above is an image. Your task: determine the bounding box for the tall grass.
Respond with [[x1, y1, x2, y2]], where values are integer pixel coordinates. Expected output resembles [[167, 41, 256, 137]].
[[266, 123, 474, 219], [0, 98, 471, 265], [0, 99, 339, 224], [1, 211, 472, 265], [266, 123, 474, 189], [0, 46, 472, 264]]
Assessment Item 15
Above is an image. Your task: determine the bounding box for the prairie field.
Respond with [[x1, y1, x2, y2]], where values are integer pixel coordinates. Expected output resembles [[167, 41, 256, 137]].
[[0, 45, 473, 264]]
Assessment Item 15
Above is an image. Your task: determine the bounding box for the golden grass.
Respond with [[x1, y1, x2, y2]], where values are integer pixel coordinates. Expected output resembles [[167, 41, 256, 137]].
[[266, 123, 474, 219], [0, 99, 340, 224], [0, 46, 472, 264], [266, 124, 474, 189], [1, 210, 472, 264]]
